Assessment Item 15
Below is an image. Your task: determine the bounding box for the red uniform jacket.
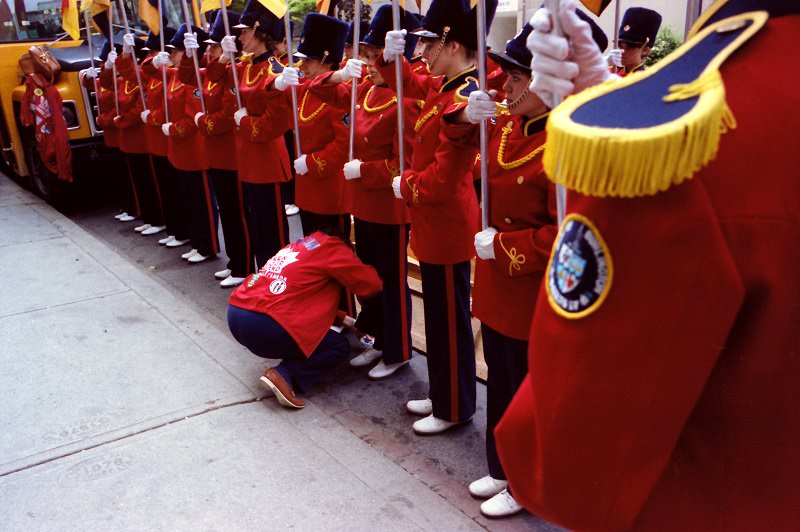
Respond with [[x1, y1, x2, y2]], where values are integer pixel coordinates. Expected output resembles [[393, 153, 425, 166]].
[[190, 59, 238, 171], [95, 66, 119, 148], [133, 58, 169, 157], [228, 231, 382, 356], [378, 57, 480, 264], [308, 73, 418, 224], [228, 54, 292, 184], [470, 114, 557, 340], [112, 55, 147, 155], [496, 13, 800, 531]]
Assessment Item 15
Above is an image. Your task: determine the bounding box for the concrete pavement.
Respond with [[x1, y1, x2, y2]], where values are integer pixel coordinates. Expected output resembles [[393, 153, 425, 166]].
[[0, 173, 560, 531]]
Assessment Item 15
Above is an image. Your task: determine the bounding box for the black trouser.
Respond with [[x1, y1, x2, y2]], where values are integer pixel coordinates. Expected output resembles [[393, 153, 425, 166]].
[[178, 169, 218, 257], [482, 323, 528, 480], [353, 219, 412, 364], [209, 168, 250, 277], [126, 153, 163, 226], [110, 148, 137, 215], [420, 260, 476, 422], [152, 155, 189, 240], [281, 129, 296, 206], [242, 182, 289, 269]]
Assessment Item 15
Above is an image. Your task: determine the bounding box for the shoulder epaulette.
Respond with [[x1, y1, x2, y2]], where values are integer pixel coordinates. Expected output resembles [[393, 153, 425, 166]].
[[453, 76, 479, 104], [544, 11, 767, 198], [267, 56, 284, 77]]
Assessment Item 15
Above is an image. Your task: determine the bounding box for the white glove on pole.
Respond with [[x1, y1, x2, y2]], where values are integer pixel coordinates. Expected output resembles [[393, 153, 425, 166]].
[[233, 107, 248, 126], [474, 227, 498, 260], [221, 35, 237, 55], [194, 112, 204, 126], [274, 67, 300, 91], [392, 176, 402, 199], [467, 90, 498, 124], [294, 155, 309, 175], [604, 48, 623, 67], [153, 51, 171, 68], [184, 32, 199, 58], [82, 67, 99, 79], [140, 109, 150, 123], [161, 123, 172, 136], [122, 33, 135, 55], [343, 159, 362, 180], [383, 29, 407, 63], [337, 59, 364, 81], [105, 50, 117, 69]]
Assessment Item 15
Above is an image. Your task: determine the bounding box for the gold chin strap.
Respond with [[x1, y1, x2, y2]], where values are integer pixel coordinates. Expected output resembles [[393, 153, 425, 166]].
[[309, 50, 329, 78], [427, 26, 450, 71], [506, 84, 530, 111]]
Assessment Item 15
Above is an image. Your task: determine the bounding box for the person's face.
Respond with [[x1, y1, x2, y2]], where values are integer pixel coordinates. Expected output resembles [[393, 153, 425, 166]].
[[237, 27, 262, 54], [344, 43, 354, 59], [299, 58, 323, 79], [274, 39, 288, 56], [419, 36, 451, 76], [361, 45, 385, 85], [169, 48, 183, 66], [206, 43, 222, 62], [619, 40, 648, 68], [502, 67, 546, 116]]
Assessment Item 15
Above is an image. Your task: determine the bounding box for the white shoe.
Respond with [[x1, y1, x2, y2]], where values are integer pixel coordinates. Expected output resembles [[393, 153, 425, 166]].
[[134, 223, 151, 232], [166, 238, 191, 248], [480, 489, 523, 518], [406, 398, 433, 416], [412, 414, 469, 435], [214, 268, 232, 280], [349, 347, 382, 368], [181, 249, 199, 260], [119, 214, 136, 222], [159, 235, 176, 245], [114, 212, 126, 220], [368, 359, 409, 380], [469, 475, 508, 499], [141, 224, 166, 235], [187, 252, 211, 263], [219, 275, 245, 288], [284, 204, 299, 215]]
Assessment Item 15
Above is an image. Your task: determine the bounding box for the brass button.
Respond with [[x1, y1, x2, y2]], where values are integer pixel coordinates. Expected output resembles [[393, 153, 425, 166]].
[[517, 176, 524, 185], [356, 104, 361, 110], [504, 217, 512, 224], [417, 136, 423, 143], [363, 136, 369, 143]]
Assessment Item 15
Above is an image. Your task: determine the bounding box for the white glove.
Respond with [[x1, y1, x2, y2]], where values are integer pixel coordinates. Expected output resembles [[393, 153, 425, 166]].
[[474, 227, 498, 260], [528, 0, 612, 109], [184, 32, 199, 57], [221, 35, 237, 55], [82, 67, 99, 79], [104, 50, 117, 69], [392, 176, 402, 199], [294, 155, 309, 175], [194, 112, 204, 126], [140, 109, 150, 123], [161, 123, 172, 136], [153, 51, 170, 68], [233, 107, 248, 126], [383, 29, 407, 63], [337, 59, 364, 81], [604, 48, 623, 68], [274, 67, 299, 91], [466, 90, 498, 124], [343, 159, 362, 180], [122, 33, 136, 55]]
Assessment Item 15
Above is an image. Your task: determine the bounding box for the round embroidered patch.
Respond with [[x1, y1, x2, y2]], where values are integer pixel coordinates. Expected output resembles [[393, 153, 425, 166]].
[[546, 213, 613, 319], [269, 279, 287, 295]]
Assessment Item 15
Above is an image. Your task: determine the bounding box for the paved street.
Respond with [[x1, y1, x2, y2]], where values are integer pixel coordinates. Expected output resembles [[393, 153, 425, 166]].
[[0, 173, 560, 531]]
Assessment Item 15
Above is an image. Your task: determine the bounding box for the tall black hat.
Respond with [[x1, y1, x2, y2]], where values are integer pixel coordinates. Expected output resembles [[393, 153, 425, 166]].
[[233, 0, 284, 42], [346, 20, 370, 45], [618, 7, 662, 47], [412, 0, 498, 51], [143, 26, 177, 51], [362, 5, 420, 60], [168, 23, 211, 57], [295, 13, 348, 64], [204, 10, 241, 44]]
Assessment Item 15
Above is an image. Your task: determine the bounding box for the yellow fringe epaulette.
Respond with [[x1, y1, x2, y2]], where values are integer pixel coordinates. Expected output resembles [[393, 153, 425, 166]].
[[543, 11, 767, 198]]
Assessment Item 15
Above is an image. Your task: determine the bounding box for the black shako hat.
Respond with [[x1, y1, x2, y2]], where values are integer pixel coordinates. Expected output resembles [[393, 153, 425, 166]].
[[618, 7, 662, 47], [233, 0, 284, 42], [205, 10, 241, 44], [169, 23, 211, 56], [362, 5, 420, 60], [295, 13, 348, 64], [143, 26, 177, 51], [412, 0, 498, 51], [346, 20, 370, 45]]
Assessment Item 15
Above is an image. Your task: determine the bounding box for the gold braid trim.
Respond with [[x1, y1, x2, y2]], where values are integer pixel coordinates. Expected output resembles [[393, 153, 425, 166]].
[[498, 233, 526, 277], [414, 106, 438, 132], [299, 91, 327, 123], [362, 85, 397, 113], [312, 153, 326, 174], [497, 120, 546, 170], [244, 63, 266, 86]]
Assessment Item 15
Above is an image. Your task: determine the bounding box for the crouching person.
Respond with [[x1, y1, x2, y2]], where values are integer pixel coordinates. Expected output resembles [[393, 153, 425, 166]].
[[227, 227, 383, 409]]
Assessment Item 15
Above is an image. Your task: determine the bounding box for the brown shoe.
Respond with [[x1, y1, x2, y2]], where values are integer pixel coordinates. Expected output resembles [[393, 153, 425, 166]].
[[259, 368, 305, 409]]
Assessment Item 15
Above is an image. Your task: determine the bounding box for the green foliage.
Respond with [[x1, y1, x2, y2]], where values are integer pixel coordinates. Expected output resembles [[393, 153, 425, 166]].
[[645, 26, 683, 66], [337, 0, 372, 23], [288, 0, 318, 25], [229, 0, 248, 14]]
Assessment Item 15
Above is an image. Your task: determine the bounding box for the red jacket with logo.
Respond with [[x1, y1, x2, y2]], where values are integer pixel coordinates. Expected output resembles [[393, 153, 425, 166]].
[[189, 58, 238, 171], [95, 66, 119, 148], [112, 55, 148, 154]]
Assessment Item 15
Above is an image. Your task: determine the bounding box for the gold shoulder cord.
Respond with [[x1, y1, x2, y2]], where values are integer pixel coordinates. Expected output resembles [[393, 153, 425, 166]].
[[496, 120, 546, 170], [299, 91, 327, 122], [362, 85, 397, 113]]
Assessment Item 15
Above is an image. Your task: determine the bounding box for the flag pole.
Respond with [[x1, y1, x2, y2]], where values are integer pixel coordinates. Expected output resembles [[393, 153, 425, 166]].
[[217, 0, 242, 109], [283, 13, 302, 156], [545, 0, 566, 223], [108, 3, 120, 117], [158, 0, 170, 123], [348, 1, 361, 161], [83, 10, 101, 100], [119, 0, 148, 111], [390, 0, 405, 177], [613, 0, 621, 47], [475, 0, 489, 230], [179, 0, 207, 113]]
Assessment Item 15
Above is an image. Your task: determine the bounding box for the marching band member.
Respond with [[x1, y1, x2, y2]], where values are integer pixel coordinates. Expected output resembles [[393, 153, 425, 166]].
[[378, 0, 498, 434], [608, 7, 662, 77]]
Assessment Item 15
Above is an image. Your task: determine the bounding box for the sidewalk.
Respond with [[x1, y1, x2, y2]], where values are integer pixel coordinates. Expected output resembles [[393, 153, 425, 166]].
[[0, 174, 558, 531]]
